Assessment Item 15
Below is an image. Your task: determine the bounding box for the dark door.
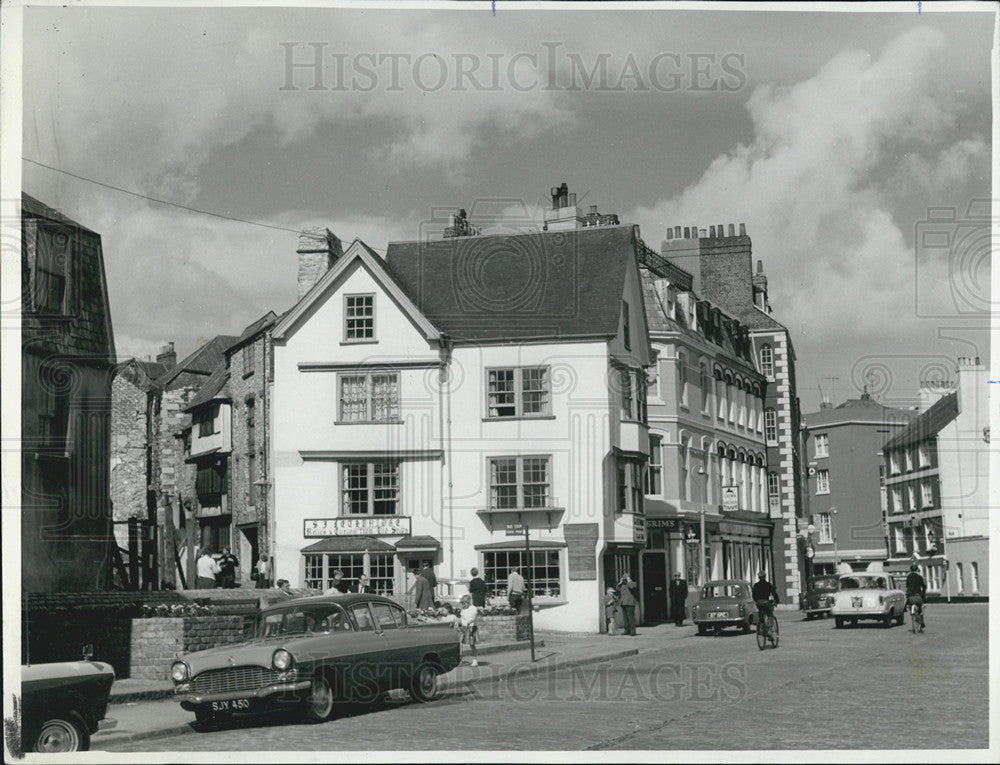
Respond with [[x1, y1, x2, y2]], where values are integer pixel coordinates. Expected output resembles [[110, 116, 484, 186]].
[[641, 551, 669, 622]]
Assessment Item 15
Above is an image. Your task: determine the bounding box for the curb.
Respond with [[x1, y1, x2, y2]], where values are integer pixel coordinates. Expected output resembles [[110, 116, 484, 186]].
[[95, 644, 637, 748]]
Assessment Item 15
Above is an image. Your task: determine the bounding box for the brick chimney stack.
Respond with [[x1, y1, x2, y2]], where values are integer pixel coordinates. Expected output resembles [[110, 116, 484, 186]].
[[297, 227, 343, 299], [156, 341, 177, 369], [752, 259, 769, 311]]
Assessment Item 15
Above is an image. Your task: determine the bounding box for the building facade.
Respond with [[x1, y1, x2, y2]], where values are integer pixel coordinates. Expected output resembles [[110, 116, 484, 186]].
[[272, 222, 652, 632], [640, 250, 774, 619], [882, 358, 989, 597], [21, 194, 116, 592], [661, 223, 805, 604], [801, 394, 912, 576]]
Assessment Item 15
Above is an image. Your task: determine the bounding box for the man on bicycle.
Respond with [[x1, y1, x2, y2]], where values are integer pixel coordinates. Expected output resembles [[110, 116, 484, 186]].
[[905, 564, 927, 632], [752, 570, 779, 620]]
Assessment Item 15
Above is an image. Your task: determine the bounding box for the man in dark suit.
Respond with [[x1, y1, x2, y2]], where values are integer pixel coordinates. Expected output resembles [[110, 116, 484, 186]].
[[617, 573, 639, 636], [469, 567, 487, 607], [669, 572, 689, 626]]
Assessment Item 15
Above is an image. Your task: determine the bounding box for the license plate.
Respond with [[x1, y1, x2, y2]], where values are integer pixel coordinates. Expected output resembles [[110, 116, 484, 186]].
[[210, 698, 250, 712], [709, 612, 728, 618], [851, 597, 863, 608]]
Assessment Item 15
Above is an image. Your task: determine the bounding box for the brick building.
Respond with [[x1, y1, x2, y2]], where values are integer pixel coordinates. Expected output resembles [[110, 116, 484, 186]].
[[21, 193, 116, 592], [661, 223, 805, 603]]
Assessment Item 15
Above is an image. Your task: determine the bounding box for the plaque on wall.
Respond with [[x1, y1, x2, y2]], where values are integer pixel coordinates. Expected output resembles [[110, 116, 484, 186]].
[[564, 523, 600, 580], [303, 516, 412, 538]]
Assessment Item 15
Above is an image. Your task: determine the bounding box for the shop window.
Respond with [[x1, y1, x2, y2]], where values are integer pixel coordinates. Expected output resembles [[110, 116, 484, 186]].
[[339, 372, 400, 422], [344, 294, 375, 341], [342, 462, 399, 515], [483, 548, 562, 599], [487, 367, 551, 418], [303, 552, 394, 595]]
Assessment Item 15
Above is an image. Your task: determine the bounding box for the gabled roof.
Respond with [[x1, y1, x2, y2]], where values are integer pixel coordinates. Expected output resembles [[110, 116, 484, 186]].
[[228, 311, 278, 353], [384, 225, 640, 343], [183, 365, 230, 411], [272, 239, 439, 342], [804, 396, 914, 428], [883, 392, 958, 449], [115, 357, 167, 389], [154, 335, 239, 389]]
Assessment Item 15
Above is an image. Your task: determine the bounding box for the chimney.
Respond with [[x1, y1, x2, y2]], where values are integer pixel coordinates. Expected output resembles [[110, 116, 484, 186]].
[[820, 398, 833, 410], [752, 259, 769, 310], [955, 355, 986, 430], [156, 341, 177, 369], [297, 227, 343, 299]]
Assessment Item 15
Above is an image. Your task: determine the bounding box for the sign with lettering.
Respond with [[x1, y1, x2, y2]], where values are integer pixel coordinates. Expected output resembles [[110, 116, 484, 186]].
[[505, 524, 525, 537], [303, 516, 411, 538], [633, 516, 647, 545], [564, 523, 599, 580], [722, 486, 740, 513], [645, 518, 678, 530]]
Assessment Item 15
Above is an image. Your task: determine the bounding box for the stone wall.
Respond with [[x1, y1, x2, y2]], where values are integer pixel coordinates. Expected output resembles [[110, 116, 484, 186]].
[[110, 372, 149, 545], [130, 615, 245, 680], [477, 615, 530, 643]]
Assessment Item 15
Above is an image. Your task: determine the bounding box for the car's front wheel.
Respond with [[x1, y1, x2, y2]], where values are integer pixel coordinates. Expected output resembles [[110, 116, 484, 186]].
[[33, 715, 88, 753], [305, 673, 335, 722], [408, 661, 442, 703], [697, 624, 709, 635], [882, 610, 894, 628]]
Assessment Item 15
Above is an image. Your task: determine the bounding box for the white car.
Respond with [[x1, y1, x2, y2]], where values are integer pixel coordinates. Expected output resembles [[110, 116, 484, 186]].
[[830, 572, 905, 628]]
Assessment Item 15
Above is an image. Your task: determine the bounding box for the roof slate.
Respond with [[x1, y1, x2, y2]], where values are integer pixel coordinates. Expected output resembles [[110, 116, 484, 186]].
[[229, 311, 278, 352], [804, 397, 914, 427], [22, 193, 97, 234], [883, 392, 958, 449], [155, 335, 239, 389], [384, 226, 636, 342], [183, 365, 230, 411]]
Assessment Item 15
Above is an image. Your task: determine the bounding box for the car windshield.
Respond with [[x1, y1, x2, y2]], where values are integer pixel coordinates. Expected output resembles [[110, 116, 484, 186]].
[[702, 584, 744, 599], [839, 576, 888, 591], [809, 577, 838, 591], [252, 604, 351, 638]]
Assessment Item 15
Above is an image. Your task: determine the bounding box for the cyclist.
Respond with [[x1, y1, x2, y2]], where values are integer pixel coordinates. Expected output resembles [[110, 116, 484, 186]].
[[752, 570, 780, 624], [905, 564, 927, 632]]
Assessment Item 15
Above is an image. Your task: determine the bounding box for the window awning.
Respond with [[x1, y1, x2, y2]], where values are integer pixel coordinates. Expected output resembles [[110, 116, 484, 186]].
[[301, 536, 396, 553], [393, 535, 441, 552], [474, 539, 568, 551]]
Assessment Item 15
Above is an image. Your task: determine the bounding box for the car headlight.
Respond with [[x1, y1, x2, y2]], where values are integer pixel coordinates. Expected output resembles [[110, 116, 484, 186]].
[[272, 649, 294, 671], [170, 662, 190, 683], [738, 604, 745, 616]]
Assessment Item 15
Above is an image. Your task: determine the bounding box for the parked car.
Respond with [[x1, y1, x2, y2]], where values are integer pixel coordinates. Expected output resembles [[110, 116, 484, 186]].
[[171, 593, 460, 725], [830, 572, 906, 628], [435, 577, 471, 610], [20, 655, 117, 752], [691, 580, 758, 635], [799, 575, 840, 619]]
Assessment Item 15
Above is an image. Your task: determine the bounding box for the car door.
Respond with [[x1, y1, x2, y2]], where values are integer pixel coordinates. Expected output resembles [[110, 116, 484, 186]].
[[345, 602, 387, 702]]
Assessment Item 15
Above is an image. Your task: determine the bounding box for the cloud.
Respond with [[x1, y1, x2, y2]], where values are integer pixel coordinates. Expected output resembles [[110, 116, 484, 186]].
[[627, 26, 987, 364]]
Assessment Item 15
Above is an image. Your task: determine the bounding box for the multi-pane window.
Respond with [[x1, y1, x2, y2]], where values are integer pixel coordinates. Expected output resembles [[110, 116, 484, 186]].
[[645, 435, 662, 495], [918, 443, 930, 467], [818, 512, 833, 543], [617, 459, 644, 513], [339, 372, 400, 422], [759, 345, 774, 379], [620, 367, 634, 421], [767, 473, 780, 511], [369, 553, 395, 595], [344, 294, 375, 340], [816, 469, 830, 494], [814, 434, 829, 458], [342, 462, 399, 515], [622, 301, 631, 350], [304, 552, 393, 594], [487, 367, 551, 418], [483, 549, 561, 599], [489, 456, 551, 509], [764, 409, 778, 443], [33, 225, 72, 314], [243, 343, 255, 376], [195, 405, 219, 437], [921, 481, 934, 508]]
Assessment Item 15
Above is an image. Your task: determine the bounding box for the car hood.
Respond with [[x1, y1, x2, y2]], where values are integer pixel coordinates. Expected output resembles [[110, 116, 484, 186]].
[[22, 661, 115, 690], [181, 633, 345, 676]]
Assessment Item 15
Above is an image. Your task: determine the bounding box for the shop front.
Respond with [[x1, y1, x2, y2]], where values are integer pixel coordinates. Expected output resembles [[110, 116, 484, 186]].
[[717, 518, 774, 582]]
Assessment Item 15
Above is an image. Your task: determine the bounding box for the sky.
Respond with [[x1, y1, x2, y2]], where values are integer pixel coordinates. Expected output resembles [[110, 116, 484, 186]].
[[16, 2, 994, 413]]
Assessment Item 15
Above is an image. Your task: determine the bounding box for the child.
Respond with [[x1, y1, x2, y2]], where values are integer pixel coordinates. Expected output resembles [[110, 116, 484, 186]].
[[604, 587, 620, 635], [457, 594, 479, 667]]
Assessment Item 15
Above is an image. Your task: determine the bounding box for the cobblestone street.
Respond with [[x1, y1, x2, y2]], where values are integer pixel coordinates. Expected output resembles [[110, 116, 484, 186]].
[[105, 603, 989, 753]]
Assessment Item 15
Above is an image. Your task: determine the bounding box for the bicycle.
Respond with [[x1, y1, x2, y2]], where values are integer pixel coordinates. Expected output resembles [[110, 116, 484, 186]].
[[909, 600, 925, 634], [755, 601, 779, 650]]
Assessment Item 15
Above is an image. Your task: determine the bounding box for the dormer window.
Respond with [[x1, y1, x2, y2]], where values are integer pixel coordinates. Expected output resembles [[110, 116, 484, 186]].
[[31, 223, 73, 314]]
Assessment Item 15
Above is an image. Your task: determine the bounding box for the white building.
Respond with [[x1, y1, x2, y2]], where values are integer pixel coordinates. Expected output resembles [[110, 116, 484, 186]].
[[271, 223, 652, 631]]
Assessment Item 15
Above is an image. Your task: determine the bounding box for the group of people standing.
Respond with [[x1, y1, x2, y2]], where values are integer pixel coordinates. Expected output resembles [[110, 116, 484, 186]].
[[194, 547, 240, 589], [604, 571, 690, 635]]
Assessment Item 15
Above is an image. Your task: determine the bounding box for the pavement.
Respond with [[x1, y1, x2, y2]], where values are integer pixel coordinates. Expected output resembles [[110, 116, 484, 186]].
[[93, 627, 673, 749]]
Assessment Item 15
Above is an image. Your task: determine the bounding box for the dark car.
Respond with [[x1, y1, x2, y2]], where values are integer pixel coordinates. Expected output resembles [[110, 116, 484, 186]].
[[20, 658, 117, 752], [799, 575, 840, 619], [171, 593, 461, 725], [690, 580, 758, 635]]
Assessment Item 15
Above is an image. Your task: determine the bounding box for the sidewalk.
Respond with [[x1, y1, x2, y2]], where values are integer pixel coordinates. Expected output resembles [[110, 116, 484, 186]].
[[93, 634, 641, 749]]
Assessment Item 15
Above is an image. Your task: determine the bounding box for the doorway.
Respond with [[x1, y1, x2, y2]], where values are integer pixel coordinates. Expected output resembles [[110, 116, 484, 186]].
[[641, 551, 669, 622]]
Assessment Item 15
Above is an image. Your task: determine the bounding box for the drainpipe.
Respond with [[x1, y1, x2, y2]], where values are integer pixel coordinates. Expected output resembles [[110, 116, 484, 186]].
[[443, 336, 455, 579]]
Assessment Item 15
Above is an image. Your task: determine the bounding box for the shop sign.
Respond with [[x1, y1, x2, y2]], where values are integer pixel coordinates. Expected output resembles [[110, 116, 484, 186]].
[[304, 516, 412, 538], [633, 516, 647, 545], [722, 486, 740, 513], [645, 518, 678, 530], [506, 524, 526, 536]]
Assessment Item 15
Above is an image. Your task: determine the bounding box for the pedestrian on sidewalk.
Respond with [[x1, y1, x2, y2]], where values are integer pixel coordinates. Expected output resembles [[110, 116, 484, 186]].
[[604, 587, 621, 635], [217, 547, 239, 589], [469, 567, 487, 607], [408, 567, 435, 610], [617, 573, 638, 636], [669, 571, 689, 627], [255, 554, 271, 589], [195, 547, 220, 589], [507, 567, 526, 612], [456, 594, 479, 667]]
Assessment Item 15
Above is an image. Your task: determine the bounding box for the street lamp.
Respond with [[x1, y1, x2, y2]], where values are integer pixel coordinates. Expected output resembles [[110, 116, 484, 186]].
[[798, 523, 817, 580], [830, 507, 839, 570], [695, 466, 707, 585]]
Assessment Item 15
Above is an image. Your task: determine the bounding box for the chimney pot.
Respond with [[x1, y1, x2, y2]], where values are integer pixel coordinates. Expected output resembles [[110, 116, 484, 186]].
[[717, 223, 724, 237], [156, 341, 177, 369], [728, 223, 735, 236], [698, 228, 707, 237], [297, 227, 343, 299], [709, 225, 716, 237], [674, 226, 682, 238], [589, 205, 597, 215], [683, 227, 690, 238], [739, 223, 746, 235]]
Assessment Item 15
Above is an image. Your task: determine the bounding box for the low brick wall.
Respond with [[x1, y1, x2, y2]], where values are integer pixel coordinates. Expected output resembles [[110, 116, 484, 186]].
[[130, 616, 245, 680], [477, 614, 530, 643]]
